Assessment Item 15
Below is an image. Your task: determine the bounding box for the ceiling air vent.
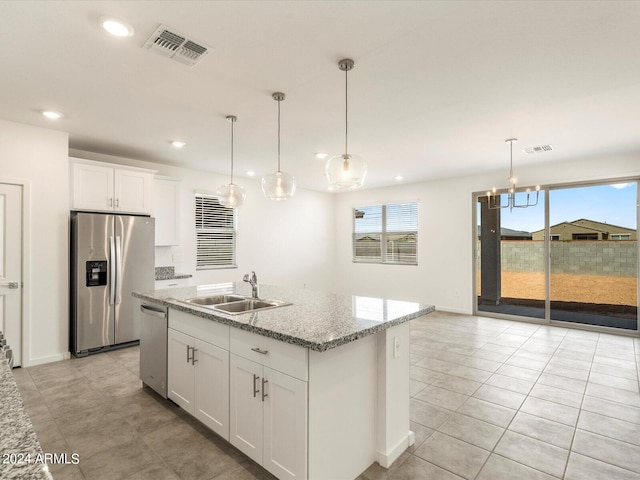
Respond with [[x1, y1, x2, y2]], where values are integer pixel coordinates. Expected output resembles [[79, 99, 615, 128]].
[[142, 25, 210, 67], [523, 144, 554, 154]]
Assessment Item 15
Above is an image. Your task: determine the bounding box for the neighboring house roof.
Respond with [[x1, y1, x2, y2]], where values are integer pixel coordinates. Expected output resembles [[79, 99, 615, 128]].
[[531, 219, 636, 235]]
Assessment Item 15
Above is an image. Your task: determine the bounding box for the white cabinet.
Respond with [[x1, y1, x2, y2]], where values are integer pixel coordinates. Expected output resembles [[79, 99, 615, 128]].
[[167, 309, 230, 440], [230, 330, 308, 480], [70, 158, 155, 214], [153, 177, 181, 246]]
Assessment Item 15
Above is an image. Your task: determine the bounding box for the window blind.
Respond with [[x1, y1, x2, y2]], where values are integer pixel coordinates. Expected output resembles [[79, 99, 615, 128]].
[[195, 194, 237, 269], [353, 202, 417, 265]]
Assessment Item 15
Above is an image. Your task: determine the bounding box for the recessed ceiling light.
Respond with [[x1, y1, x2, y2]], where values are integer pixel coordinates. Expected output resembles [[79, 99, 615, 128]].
[[315, 153, 328, 160], [99, 16, 134, 37], [394, 175, 404, 181], [171, 141, 186, 148], [327, 186, 335, 191], [41, 110, 63, 120], [246, 170, 256, 177]]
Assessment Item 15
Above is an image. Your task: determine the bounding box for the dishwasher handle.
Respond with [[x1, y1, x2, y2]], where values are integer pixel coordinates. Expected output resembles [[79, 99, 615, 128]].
[[140, 304, 167, 318]]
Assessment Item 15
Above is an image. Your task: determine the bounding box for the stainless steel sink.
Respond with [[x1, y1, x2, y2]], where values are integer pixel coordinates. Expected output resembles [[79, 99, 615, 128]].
[[182, 294, 247, 306], [179, 295, 291, 315], [212, 299, 291, 315]]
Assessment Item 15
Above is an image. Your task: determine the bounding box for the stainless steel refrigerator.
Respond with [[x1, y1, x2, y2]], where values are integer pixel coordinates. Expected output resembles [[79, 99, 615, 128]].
[[70, 212, 154, 356]]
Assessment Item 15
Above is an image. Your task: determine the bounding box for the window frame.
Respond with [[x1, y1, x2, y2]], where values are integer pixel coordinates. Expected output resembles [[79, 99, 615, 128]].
[[195, 193, 238, 270], [352, 201, 418, 266]]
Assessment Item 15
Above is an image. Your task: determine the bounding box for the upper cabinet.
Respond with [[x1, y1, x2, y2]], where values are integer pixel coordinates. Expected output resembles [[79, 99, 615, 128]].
[[153, 177, 181, 246], [70, 158, 155, 214]]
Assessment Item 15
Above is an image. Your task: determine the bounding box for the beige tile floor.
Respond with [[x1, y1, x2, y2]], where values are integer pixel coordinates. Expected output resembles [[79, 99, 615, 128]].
[[14, 311, 640, 479]]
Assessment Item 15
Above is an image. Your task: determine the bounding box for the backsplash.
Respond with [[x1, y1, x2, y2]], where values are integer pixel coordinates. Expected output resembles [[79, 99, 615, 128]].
[[155, 266, 175, 280]]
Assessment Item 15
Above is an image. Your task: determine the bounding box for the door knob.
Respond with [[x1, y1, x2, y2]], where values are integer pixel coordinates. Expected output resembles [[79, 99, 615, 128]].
[[0, 282, 18, 289]]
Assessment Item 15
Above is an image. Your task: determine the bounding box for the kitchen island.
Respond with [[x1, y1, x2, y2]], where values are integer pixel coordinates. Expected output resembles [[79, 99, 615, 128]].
[[133, 283, 434, 480], [0, 357, 53, 480]]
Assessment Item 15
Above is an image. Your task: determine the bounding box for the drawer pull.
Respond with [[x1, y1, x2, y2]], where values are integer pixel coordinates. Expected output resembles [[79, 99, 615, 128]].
[[262, 378, 269, 402], [251, 347, 269, 355]]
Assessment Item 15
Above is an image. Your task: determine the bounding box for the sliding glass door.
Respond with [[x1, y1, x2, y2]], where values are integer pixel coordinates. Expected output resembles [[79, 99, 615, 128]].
[[475, 180, 639, 332], [476, 190, 546, 319], [549, 183, 638, 330]]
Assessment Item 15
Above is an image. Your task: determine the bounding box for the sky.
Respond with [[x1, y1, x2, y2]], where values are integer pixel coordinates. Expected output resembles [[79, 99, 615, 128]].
[[481, 182, 638, 233]]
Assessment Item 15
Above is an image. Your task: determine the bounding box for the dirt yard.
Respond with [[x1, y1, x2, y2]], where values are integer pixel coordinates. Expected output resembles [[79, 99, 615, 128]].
[[478, 271, 638, 306]]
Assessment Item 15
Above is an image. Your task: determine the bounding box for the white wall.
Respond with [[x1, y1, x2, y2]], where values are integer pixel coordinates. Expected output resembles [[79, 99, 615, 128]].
[[0, 118, 69, 366], [333, 153, 640, 313], [70, 149, 336, 292]]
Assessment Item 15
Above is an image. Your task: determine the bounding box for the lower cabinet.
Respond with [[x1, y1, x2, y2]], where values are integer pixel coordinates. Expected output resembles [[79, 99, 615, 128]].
[[166, 308, 308, 479], [167, 328, 229, 439], [230, 353, 307, 480]]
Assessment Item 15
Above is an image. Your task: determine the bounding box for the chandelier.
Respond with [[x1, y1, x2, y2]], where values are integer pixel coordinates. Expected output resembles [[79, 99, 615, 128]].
[[487, 138, 540, 211]]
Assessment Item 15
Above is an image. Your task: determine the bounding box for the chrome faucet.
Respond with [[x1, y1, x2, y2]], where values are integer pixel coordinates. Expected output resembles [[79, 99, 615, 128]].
[[243, 271, 259, 299]]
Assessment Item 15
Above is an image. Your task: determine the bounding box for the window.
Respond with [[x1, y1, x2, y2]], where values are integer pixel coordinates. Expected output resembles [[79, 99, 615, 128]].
[[195, 193, 236, 269], [572, 233, 598, 241], [353, 202, 418, 265], [611, 234, 631, 240]]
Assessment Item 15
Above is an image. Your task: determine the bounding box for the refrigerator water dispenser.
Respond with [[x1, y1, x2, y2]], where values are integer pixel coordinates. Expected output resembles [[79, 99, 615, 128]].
[[86, 260, 107, 287]]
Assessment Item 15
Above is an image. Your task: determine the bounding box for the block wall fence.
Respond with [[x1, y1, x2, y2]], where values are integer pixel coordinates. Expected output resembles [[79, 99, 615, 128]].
[[477, 240, 638, 277]]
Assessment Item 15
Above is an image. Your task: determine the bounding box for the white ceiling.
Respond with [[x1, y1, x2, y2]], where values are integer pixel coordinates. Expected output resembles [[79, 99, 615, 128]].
[[1, 1, 639, 192]]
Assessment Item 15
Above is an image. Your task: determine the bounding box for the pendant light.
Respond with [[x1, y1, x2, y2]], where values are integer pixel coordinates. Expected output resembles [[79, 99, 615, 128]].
[[262, 92, 296, 200], [216, 115, 246, 208], [486, 138, 540, 212], [326, 58, 367, 190]]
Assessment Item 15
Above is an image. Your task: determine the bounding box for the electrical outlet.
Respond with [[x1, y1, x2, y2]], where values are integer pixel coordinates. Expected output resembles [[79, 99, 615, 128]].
[[393, 337, 400, 358]]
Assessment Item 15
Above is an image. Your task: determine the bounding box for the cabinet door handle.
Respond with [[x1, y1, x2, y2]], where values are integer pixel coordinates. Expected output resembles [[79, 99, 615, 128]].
[[251, 347, 269, 355], [116, 198, 120, 208], [186, 345, 192, 364], [192, 348, 198, 365], [108, 197, 113, 207], [262, 378, 269, 402], [253, 374, 260, 398]]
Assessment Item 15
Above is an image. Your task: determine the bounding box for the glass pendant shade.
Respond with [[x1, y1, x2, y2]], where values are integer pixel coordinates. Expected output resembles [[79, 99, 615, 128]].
[[262, 171, 296, 200], [216, 183, 246, 207], [325, 153, 367, 190]]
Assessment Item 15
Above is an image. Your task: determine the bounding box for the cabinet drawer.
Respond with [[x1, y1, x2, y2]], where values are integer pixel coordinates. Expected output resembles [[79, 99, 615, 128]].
[[169, 308, 229, 350], [155, 278, 189, 289], [230, 328, 308, 381]]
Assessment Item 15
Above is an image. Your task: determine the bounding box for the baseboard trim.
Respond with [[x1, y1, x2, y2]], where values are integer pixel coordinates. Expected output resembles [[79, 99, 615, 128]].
[[377, 430, 415, 468]]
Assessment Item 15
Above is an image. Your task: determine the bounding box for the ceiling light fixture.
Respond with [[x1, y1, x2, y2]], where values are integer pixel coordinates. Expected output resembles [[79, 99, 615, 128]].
[[246, 170, 256, 177], [395, 175, 404, 181], [41, 110, 63, 120], [171, 141, 186, 148], [325, 58, 367, 190], [487, 138, 540, 212], [99, 16, 134, 37], [216, 116, 246, 208], [262, 92, 296, 201], [315, 153, 328, 160]]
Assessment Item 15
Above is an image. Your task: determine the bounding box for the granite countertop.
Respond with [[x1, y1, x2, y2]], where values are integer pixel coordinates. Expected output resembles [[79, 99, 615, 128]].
[[133, 283, 435, 352], [155, 266, 192, 281], [0, 358, 53, 480]]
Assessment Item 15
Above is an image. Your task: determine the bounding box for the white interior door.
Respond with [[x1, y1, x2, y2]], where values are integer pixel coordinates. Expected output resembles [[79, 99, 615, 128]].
[[0, 183, 22, 367]]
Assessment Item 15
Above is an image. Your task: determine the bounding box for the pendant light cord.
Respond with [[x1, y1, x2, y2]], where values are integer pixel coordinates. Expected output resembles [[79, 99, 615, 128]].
[[344, 66, 349, 156], [277, 97, 281, 172], [230, 120, 234, 184]]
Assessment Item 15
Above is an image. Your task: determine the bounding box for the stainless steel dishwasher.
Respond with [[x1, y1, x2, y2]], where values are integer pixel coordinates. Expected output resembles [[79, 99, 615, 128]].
[[139, 303, 168, 398]]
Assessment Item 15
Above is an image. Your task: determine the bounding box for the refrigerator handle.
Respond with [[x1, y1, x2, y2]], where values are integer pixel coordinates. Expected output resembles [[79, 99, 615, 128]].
[[109, 235, 116, 305], [115, 235, 122, 305]]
